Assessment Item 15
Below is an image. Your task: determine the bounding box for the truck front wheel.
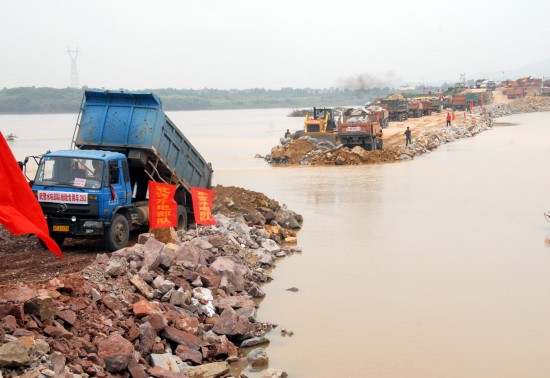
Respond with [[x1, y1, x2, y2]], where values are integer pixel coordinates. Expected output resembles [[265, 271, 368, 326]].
[[103, 214, 129, 251]]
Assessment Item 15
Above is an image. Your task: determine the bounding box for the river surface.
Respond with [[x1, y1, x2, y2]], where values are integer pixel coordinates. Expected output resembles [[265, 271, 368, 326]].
[[2, 109, 550, 377]]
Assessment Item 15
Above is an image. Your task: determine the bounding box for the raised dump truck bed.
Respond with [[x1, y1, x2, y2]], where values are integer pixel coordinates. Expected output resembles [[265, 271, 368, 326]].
[[74, 90, 212, 190]]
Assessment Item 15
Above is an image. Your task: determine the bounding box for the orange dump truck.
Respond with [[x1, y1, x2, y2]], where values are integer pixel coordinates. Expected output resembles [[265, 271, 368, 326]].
[[451, 95, 467, 111], [337, 107, 382, 151], [407, 100, 424, 118]]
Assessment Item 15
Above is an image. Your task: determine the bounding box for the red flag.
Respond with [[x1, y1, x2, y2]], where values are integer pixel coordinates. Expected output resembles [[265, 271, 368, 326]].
[[148, 181, 177, 229], [0, 132, 61, 257], [191, 187, 217, 226]]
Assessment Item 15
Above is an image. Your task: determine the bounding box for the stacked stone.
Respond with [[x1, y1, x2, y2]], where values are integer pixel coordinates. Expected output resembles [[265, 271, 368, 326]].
[[0, 212, 301, 377]]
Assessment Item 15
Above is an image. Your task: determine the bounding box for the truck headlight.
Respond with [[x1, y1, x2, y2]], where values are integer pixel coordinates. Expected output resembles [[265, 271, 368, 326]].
[[71, 216, 77, 222]]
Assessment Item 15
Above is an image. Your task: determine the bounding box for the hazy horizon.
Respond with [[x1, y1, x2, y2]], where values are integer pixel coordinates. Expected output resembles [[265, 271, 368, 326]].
[[2, 0, 549, 90]]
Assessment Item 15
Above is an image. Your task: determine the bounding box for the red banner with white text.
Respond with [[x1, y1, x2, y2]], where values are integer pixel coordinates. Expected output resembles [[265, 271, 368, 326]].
[[191, 187, 217, 226], [148, 181, 177, 229]]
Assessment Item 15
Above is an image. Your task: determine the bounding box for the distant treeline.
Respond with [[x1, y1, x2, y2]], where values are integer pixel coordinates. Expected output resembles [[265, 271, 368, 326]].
[[0, 86, 398, 114]]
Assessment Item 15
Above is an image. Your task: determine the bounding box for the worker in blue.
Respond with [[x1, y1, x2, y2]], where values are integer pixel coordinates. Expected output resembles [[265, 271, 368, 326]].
[[404, 127, 412, 146]]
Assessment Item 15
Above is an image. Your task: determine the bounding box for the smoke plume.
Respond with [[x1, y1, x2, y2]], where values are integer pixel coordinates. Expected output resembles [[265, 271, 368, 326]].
[[336, 71, 400, 90]]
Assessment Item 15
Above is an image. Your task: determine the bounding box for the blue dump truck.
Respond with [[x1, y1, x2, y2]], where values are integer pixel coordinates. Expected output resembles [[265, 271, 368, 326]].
[[27, 90, 213, 251]]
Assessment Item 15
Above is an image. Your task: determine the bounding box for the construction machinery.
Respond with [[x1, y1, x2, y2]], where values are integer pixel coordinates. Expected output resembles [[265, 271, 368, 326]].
[[379, 98, 409, 121], [451, 94, 467, 111], [431, 98, 443, 113], [407, 100, 423, 118], [421, 100, 434, 116], [365, 105, 389, 129], [304, 107, 338, 133], [337, 107, 382, 151], [502, 76, 530, 99], [25, 90, 213, 251]]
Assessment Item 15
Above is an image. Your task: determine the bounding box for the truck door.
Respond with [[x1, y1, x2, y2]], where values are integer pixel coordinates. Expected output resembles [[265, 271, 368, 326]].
[[121, 160, 132, 201], [106, 160, 127, 206]]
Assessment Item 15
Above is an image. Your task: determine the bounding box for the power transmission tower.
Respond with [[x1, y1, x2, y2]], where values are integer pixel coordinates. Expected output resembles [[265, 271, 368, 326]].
[[67, 47, 80, 89], [457, 72, 467, 88]]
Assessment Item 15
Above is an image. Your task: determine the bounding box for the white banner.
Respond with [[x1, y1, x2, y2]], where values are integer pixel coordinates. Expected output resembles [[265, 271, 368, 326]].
[[37, 191, 88, 204]]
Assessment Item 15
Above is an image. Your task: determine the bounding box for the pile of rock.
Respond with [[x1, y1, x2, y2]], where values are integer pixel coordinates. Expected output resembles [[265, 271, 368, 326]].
[[490, 96, 550, 117], [386, 93, 405, 100], [265, 137, 330, 165], [402, 119, 489, 157], [302, 145, 403, 165], [0, 209, 302, 377]]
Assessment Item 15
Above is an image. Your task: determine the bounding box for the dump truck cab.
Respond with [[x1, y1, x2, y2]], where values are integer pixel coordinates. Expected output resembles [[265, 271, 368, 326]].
[[32, 150, 132, 249]]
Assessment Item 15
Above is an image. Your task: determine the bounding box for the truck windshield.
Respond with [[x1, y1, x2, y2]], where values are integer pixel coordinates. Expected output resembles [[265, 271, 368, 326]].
[[34, 156, 105, 189]]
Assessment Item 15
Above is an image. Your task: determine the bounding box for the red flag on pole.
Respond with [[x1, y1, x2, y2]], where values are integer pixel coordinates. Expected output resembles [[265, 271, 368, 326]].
[[148, 181, 177, 229], [0, 132, 61, 257], [191, 187, 217, 226]]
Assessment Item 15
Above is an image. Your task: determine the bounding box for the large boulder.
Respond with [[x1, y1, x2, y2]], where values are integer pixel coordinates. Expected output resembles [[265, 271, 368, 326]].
[[23, 296, 56, 322], [0, 341, 30, 367], [183, 361, 230, 378], [176, 242, 210, 266], [97, 333, 134, 372], [212, 307, 252, 337], [209, 256, 249, 293]]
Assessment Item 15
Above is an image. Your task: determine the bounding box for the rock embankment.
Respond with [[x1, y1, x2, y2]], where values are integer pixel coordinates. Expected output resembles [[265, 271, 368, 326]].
[[264, 97, 550, 166], [265, 116, 490, 166], [0, 185, 300, 378]]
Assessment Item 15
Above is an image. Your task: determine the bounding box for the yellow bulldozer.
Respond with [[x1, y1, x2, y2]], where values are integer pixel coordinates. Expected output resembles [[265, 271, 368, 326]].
[[304, 107, 338, 133]]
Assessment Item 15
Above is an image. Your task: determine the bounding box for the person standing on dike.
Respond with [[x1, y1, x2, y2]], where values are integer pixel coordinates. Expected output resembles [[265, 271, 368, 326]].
[[404, 127, 412, 146]]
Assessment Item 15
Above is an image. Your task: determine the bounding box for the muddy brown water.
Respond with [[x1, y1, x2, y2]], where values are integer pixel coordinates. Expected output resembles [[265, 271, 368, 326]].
[[3, 110, 550, 377]]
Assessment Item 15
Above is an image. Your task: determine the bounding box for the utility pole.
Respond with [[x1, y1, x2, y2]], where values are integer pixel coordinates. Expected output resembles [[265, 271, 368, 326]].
[[67, 47, 80, 89]]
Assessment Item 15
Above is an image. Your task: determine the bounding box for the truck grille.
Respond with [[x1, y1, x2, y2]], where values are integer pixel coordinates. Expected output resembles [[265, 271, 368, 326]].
[[40, 202, 99, 217]]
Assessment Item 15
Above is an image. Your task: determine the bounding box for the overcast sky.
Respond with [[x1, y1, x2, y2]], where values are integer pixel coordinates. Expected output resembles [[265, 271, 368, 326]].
[[2, 0, 549, 90]]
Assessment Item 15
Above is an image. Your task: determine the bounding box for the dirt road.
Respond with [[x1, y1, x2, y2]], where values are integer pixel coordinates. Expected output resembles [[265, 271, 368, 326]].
[[383, 91, 511, 149]]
